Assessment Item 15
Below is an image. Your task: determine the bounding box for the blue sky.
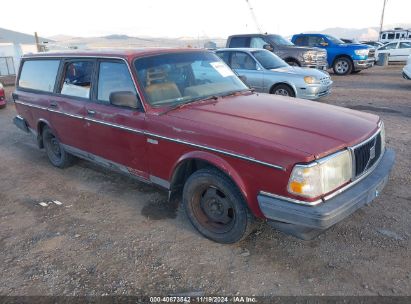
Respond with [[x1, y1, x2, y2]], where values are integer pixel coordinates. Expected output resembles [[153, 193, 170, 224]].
[[3, 0, 410, 38]]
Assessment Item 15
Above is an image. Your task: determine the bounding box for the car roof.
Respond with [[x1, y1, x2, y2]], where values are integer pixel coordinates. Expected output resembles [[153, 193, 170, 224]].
[[217, 48, 263, 52], [22, 48, 208, 60]]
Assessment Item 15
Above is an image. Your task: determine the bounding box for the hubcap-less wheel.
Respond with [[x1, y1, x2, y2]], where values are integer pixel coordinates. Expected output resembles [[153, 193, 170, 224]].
[[274, 88, 290, 96], [45, 133, 63, 164], [194, 185, 235, 234]]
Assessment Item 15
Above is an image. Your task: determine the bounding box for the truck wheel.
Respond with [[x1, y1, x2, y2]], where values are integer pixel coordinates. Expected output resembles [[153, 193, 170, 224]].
[[42, 126, 75, 168], [271, 84, 295, 97], [183, 168, 254, 244], [333, 57, 353, 75]]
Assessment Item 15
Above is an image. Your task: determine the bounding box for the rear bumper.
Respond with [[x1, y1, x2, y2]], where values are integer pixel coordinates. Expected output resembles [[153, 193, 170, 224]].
[[353, 59, 374, 70], [258, 148, 395, 236]]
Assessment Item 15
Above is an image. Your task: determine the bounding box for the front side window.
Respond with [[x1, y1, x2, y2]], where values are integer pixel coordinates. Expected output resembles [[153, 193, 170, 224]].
[[268, 35, 294, 46], [230, 52, 257, 70], [134, 52, 247, 107], [379, 43, 397, 50], [399, 42, 411, 49], [250, 37, 268, 48], [252, 50, 288, 69], [97, 61, 136, 103], [19, 59, 60, 92], [60, 61, 94, 98]]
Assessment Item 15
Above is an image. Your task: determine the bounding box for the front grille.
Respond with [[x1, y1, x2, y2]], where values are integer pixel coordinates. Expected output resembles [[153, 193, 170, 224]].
[[368, 49, 376, 59], [320, 76, 331, 85], [353, 132, 382, 177]]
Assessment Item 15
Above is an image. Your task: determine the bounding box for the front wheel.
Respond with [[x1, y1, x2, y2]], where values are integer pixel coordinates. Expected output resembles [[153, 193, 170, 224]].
[[43, 127, 75, 168], [271, 84, 295, 97], [183, 168, 254, 243], [286, 60, 301, 67], [333, 57, 353, 75]]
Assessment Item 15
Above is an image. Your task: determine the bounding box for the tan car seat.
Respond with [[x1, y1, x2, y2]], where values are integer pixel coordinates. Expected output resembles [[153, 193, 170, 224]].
[[145, 67, 181, 103]]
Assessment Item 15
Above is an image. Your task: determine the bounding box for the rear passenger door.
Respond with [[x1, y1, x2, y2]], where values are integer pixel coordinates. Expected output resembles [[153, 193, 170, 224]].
[[50, 59, 93, 151], [84, 59, 148, 180]]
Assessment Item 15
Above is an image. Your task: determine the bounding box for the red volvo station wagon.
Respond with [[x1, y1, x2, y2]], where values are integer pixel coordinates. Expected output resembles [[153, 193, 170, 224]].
[[13, 49, 395, 243]]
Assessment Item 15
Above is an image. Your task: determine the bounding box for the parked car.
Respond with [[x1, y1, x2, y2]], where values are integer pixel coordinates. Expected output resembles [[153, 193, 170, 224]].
[[226, 34, 328, 70], [375, 40, 411, 63], [0, 82, 6, 108], [13, 49, 395, 243], [361, 41, 385, 48], [403, 55, 411, 79], [292, 33, 375, 75], [216, 48, 332, 100]]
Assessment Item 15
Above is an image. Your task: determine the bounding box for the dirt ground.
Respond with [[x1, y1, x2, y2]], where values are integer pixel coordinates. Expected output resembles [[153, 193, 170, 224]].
[[0, 65, 410, 296]]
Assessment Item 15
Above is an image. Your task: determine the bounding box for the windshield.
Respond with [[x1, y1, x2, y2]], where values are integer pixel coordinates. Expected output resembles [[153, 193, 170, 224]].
[[325, 35, 345, 44], [251, 50, 288, 69], [268, 35, 294, 46], [134, 52, 247, 107]]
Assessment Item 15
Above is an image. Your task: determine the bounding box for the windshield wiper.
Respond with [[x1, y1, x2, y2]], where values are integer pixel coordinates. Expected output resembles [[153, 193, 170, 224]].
[[160, 95, 218, 115]]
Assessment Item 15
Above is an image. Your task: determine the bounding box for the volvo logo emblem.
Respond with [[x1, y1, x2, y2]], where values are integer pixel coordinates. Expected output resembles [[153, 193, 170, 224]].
[[370, 145, 376, 160]]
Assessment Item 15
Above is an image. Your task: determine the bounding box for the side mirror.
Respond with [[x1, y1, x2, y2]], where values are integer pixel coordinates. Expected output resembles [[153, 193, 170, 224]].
[[238, 75, 248, 83], [263, 44, 274, 51], [319, 42, 329, 47], [109, 91, 141, 109]]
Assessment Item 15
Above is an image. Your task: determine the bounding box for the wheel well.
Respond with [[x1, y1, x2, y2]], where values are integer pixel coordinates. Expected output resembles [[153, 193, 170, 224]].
[[269, 83, 296, 97], [37, 121, 47, 148], [284, 57, 300, 65], [332, 55, 353, 66], [169, 158, 229, 199]]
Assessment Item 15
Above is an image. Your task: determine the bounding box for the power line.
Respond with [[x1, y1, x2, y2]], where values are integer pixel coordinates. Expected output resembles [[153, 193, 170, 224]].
[[245, 0, 263, 34]]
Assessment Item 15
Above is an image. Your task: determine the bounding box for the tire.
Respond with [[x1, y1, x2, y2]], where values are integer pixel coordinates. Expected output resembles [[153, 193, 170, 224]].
[[286, 59, 301, 67], [271, 84, 295, 97], [182, 168, 254, 244], [333, 57, 353, 75], [42, 126, 75, 168]]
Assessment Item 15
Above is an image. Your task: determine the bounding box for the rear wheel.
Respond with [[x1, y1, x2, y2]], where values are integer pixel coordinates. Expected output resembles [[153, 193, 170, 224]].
[[271, 84, 295, 97], [42, 126, 75, 168], [183, 168, 254, 243], [333, 57, 353, 75]]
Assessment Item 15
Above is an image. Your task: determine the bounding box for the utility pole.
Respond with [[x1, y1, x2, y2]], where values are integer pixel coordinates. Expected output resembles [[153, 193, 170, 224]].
[[34, 32, 41, 52], [245, 0, 263, 34], [379, 0, 388, 39]]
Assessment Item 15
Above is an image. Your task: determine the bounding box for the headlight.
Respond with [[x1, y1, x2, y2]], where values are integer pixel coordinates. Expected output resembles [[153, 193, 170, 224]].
[[354, 49, 369, 56], [304, 76, 318, 84], [288, 150, 352, 199]]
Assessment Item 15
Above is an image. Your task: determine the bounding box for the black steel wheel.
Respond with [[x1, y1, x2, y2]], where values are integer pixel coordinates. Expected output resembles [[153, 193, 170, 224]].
[[183, 168, 254, 243], [42, 126, 75, 168]]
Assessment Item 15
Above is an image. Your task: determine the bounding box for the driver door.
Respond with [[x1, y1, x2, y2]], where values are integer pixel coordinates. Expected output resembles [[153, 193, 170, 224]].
[[84, 59, 149, 180], [229, 51, 264, 91]]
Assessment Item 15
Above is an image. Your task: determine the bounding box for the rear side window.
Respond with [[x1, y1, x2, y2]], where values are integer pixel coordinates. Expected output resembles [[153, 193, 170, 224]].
[[293, 36, 307, 46], [18, 60, 60, 92], [97, 61, 136, 103], [229, 37, 250, 47], [60, 61, 94, 98]]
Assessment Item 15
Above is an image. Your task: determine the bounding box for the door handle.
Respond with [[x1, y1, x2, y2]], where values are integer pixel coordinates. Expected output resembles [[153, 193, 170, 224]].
[[49, 102, 58, 108], [87, 109, 96, 116]]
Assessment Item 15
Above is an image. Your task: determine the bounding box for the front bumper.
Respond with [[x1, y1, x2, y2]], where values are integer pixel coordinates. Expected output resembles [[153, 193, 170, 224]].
[[297, 82, 332, 100], [353, 58, 374, 70], [301, 62, 328, 71], [258, 148, 395, 238]]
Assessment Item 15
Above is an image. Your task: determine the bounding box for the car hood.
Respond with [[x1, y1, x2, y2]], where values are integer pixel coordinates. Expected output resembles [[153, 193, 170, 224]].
[[166, 93, 379, 162], [270, 66, 328, 78]]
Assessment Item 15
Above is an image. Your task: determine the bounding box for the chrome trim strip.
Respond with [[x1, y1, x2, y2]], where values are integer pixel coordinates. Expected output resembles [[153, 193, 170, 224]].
[[15, 100, 47, 110], [259, 191, 323, 206], [144, 131, 286, 171], [84, 117, 145, 135], [16, 100, 285, 171]]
